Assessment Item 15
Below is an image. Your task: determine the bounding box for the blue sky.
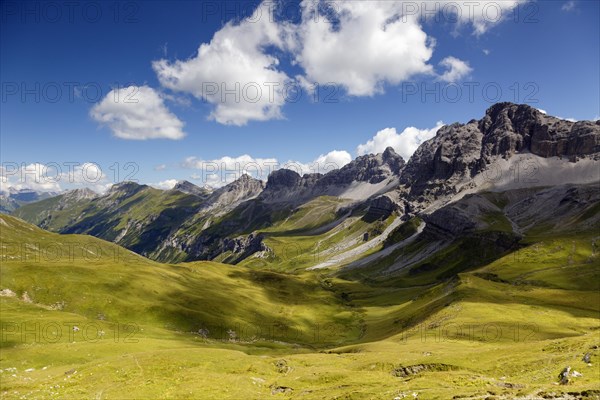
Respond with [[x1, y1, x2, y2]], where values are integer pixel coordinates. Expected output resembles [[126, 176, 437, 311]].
[[1, 0, 599, 192]]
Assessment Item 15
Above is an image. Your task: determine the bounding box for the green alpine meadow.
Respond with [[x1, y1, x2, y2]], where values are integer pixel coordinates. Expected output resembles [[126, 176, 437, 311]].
[[2, 1, 599, 398], [2, 103, 600, 398]]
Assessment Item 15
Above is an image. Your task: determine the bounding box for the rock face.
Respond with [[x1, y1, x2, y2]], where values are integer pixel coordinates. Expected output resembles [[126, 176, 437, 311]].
[[363, 194, 399, 222], [391, 364, 456, 378], [318, 146, 405, 186], [261, 170, 321, 199], [399, 121, 483, 209], [260, 148, 405, 203], [222, 233, 269, 264], [265, 169, 303, 189], [398, 103, 600, 214], [174, 230, 269, 265], [504, 184, 600, 233], [52, 188, 97, 214], [203, 174, 265, 210], [479, 103, 600, 160], [423, 194, 499, 238], [61, 188, 97, 202], [172, 180, 211, 197]]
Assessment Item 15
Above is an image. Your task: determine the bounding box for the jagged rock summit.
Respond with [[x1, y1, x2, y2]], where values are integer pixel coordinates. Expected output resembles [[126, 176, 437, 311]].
[[479, 102, 600, 159], [172, 180, 211, 197], [260, 148, 405, 203], [202, 174, 265, 210], [398, 102, 600, 214]]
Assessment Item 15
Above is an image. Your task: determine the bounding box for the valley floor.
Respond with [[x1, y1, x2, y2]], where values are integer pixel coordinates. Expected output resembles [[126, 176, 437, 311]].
[[1, 210, 599, 399]]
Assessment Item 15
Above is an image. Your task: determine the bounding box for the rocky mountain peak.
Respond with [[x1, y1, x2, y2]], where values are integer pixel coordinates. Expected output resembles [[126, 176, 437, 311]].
[[223, 174, 265, 191], [382, 146, 399, 160], [319, 148, 405, 186], [266, 169, 302, 189], [203, 174, 265, 210], [107, 181, 147, 198], [260, 148, 406, 204], [477, 102, 599, 159], [173, 180, 210, 197], [398, 103, 600, 215], [63, 188, 97, 201], [382, 146, 405, 174], [235, 173, 258, 184], [481, 102, 542, 131]]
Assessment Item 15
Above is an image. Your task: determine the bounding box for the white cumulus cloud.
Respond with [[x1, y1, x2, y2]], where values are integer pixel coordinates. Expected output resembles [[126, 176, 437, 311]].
[[438, 57, 473, 82], [562, 1, 576, 12], [0, 162, 111, 194], [0, 163, 62, 193], [356, 122, 445, 160], [90, 85, 185, 140], [557, 116, 578, 122], [148, 1, 522, 125], [182, 154, 280, 187], [440, 1, 525, 35], [181, 150, 352, 187], [150, 179, 179, 190], [152, 3, 291, 126], [286, 150, 353, 176], [294, 1, 434, 96], [312, 150, 353, 172]]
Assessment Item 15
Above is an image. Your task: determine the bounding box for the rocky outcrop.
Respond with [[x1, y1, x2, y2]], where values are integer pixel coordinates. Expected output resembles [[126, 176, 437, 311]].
[[222, 232, 269, 264], [398, 103, 600, 214], [61, 188, 97, 202], [391, 363, 457, 378], [106, 181, 148, 198], [261, 170, 320, 197], [479, 102, 600, 160], [260, 148, 405, 204], [172, 180, 211, 197], [172, 230, 270, 264], [421, 193, 508, 241], [399, 121, 483, 209], [203, 174, 265, 210], [318, 146, 405, 186], [265, 169, 303, 189], [504, 183, 600, 233], [363, 194, 399, 222]]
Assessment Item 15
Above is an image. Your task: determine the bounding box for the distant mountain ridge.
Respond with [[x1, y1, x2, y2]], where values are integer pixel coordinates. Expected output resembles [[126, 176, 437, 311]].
[[171, 180, 212, 197], [0, 187, 61, 213], [12, 103, 600, 264], [259, 146, 404, 204]]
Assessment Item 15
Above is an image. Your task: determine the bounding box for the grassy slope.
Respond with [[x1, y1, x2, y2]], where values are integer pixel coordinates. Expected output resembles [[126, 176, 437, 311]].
[[239, 196, 398, 271], [1, 207, 600, 399], [13, 187, 206, 260], [13, 187, 401, 268]]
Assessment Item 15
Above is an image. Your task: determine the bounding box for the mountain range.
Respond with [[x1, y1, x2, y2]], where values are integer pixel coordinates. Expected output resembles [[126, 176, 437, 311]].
[[0, 187, 60, 213], [13, 103, 599, 269], [3, 102, 600, 399]]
